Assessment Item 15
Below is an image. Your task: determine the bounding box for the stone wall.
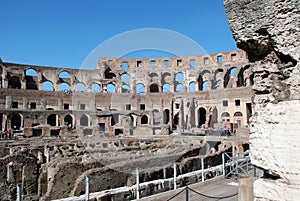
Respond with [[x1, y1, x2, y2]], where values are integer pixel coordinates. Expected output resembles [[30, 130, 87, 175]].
[[224, 0, 300, 200]]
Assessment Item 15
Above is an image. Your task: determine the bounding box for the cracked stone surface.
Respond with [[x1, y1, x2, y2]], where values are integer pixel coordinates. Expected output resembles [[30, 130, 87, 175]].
[[224, 0, 300, 200]]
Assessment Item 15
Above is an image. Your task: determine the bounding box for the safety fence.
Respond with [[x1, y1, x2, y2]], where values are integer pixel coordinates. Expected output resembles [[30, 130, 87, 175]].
[[166, 186, 238, 201], [16, 152, 253, 201]]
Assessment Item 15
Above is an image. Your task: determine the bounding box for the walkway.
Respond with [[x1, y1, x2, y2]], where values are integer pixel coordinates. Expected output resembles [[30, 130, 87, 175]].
[[138, 177, 239, 201]]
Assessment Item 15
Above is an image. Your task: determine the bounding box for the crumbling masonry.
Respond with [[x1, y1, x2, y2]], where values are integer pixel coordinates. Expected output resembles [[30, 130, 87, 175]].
[[0, 50, 253, 137]]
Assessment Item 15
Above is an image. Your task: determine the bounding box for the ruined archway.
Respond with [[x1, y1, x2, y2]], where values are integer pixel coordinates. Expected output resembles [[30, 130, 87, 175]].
[[80, 114, 90, 127], [150, 83, 159, 93], [141, 115, 148, 125], [8, 76, 21, 89], [25, 68, 38, 90], [198, 107, 206, 128], [47, 114, 59, 126], [163, 109, 170, 124], [11, 113, 22, 130]]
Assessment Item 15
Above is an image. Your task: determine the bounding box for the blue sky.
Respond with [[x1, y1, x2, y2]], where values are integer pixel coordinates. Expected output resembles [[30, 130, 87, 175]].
[[0, 0, 237, 68]]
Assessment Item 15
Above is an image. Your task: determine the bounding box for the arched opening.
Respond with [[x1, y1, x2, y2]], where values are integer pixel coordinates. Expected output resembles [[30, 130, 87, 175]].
[[120, 73, 130, 83], [230, 68, 237, 77], [221, 112, 230, 117], [121, 84, 130, 93], [198, 107, 206, 128], [8, 76, 21, 89], [234, 112, 243, 127], [59, 71, 71, 78], [150, 83, 159, 93], [141, 115, 148, 125], [107, 83, 116, 93], [173, 113, 179, 129], [213, 69, 223, 90], [189, 82, 196, 92], [25, 68, 38, 76], [149, 72, 159, 83], [91, 83, 101, 92], [11, 113, 22, 130], [202, 81, 209, 91], [162, 84, 171, 93], [64, 114, 73, 126], [47, 114, 59, 126], [25, 68, 38, 90], [224, 67, 237, 88], [221, 112, 230, 123], [42, 81, 54, 91], [105, 69, 116, 79], [234, 112, 243, 117], [60, 82, 71, 91], [163, 109, 170, 124], [175, 72, 184, 82], [75, 83, 86, 92], [136, 83, 145, 95], [175, 84, 184, 92], [153, 109, 160, 125], [80, 114, 89, 126], [162, 72, 172, 84]]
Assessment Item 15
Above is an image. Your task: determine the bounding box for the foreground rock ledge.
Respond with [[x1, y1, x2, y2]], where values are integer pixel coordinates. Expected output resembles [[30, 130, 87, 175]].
[[224, 0, 300, 200]]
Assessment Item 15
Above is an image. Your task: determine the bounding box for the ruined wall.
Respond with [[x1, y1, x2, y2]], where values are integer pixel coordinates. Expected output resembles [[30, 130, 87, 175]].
[[0, 50, 253, 137], [224, 0, 300, 200]]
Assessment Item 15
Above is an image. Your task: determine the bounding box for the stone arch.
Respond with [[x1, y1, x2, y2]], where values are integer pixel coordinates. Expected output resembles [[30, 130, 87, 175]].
[[25, 68, 38, 90], [189, 81, 196, 92], [153, 109, 160, 125], [47, 114, 59, 126], [59, 71, 71, 78], [141, 114, 148, 125], [198, 107, 206, 128], [234, 111, 243, 116], [80, 114, 90, 127], [136, 83, 145, 95], [149, 72, 159, 83], [162, 72, 172, 84], [25, 68, 38, 76], [121, 84, 130, 93], [105, 71, 116, 79], [107, 83, 116, 93], [213, 69, 224, 90], [64, 114, 74, 127], [150, 83, 159, 93], [8, 76, 21, 89], [234, 112, 243, 127], [75, 82, 86, 92], [175, 83, 184, 92], [11, 113, 23, 130], [42, 81, 54, 91], [221, 112, 230, 117], [198, 70, 211, 91], [173, 113, 179, 129], [60, 82, 71, 91], [175, 72, 184, 82], [91, 83, 101, 92], [162, 84, 171, 93], [224, 67, 237, 88], [163, 109, 170, 124], [120, 73, 130, 83]]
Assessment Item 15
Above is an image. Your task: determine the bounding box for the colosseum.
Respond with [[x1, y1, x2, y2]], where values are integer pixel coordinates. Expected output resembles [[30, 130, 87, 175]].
[[0, 49, 253, 137]]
